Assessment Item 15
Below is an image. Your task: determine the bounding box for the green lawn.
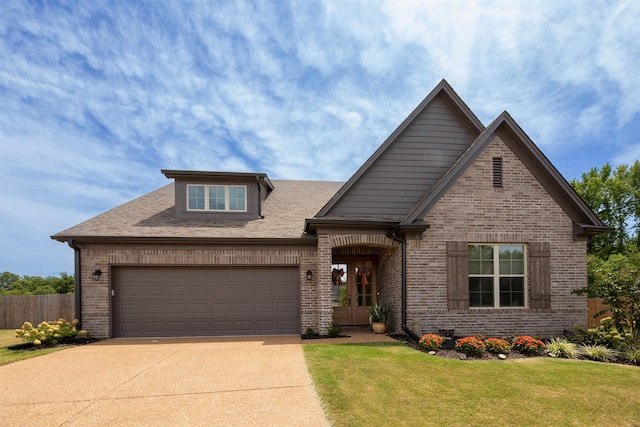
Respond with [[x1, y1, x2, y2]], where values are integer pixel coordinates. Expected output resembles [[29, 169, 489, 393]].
[[304, 342, 640, 427], [0, 329, 62, 365]]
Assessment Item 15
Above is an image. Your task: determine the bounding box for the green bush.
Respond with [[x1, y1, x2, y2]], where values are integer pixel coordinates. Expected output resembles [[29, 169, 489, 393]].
[[455, 336, 486, 356], [15, 318, 86, 346], [545, 338, 581, 359], [484, 338, 511, 354], [511, 336, 546, 354], [622, 347, 640, 365], [303, 326, 319, 338], [580, 344, 619, 362], [418, 334, 445, 351], [327, 321, 343, 338]]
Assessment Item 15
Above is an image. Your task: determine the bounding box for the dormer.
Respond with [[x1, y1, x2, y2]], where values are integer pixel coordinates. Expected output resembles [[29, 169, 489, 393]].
[[162, 170, 274, 221]]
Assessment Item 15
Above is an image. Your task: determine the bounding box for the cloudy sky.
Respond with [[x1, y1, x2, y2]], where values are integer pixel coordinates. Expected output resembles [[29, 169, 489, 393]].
[[1, 0, 638, 277]]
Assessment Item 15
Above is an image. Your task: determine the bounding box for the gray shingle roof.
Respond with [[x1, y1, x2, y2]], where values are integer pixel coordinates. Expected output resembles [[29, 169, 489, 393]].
[[52, 180, 344, 241]]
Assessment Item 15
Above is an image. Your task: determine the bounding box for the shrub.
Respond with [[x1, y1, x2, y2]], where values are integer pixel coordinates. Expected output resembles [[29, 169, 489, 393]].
[[455, 336, 486, 357], [545, 338, 581, 359], [580, 344, 619, 362], [15, 318, 85, 346], [484, 338, 511, 354], [418, 334, 445, 351], [622, 346, 640, 365], [327, 321, 343, 338], [303, 326, 319, 338], [511, 336, 546, 354]]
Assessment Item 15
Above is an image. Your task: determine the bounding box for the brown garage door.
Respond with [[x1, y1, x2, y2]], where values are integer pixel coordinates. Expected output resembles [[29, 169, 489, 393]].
[[113, 266, 300, 337]]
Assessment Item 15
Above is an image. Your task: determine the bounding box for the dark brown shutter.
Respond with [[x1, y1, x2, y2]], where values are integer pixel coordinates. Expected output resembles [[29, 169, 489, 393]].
[[529, 242, 551, 310], [447, 241, 469, 310]]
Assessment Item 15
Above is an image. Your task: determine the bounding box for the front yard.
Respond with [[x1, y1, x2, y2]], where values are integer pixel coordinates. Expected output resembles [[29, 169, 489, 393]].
[[304, 342, 640, 427], [0, 329, 62, 365]]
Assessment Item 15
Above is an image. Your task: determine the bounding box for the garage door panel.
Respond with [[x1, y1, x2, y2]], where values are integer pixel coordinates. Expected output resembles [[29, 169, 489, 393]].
[[115, 266, 299, 337]]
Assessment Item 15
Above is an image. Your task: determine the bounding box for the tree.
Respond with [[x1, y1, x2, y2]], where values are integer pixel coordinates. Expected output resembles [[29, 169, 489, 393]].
[[575, 248, 640, 349], [570, 161, 639, 257], [0, 272, 74, 295]]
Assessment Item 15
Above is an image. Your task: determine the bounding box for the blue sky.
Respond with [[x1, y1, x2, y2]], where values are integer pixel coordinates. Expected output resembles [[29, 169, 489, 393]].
[[1, 0, 639, 277]]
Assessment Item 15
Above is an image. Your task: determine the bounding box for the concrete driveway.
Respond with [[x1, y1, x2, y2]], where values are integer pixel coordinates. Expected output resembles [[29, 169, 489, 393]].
[[0, 336, 330, 427]]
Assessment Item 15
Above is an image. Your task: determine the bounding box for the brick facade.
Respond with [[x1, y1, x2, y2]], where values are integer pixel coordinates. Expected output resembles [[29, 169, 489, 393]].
[[404, 136, 588, 337]]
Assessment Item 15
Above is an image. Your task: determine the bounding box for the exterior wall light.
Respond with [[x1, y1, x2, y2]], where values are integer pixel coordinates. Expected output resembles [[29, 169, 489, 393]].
[[306, 270, 313, 281], [92, 269, 102, 281]]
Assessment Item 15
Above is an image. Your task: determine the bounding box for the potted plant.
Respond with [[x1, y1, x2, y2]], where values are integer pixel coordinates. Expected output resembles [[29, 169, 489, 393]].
[[368, 303, 391, 334]]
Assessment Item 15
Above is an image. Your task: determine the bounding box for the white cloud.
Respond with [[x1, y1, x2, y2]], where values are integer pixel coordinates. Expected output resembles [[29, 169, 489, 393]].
[[1, 0, 638, 275]]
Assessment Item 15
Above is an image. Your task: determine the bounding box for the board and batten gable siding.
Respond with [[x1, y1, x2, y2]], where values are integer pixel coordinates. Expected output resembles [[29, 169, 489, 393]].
[[326, 94, 479, 218], [402, 135, 588, 338]]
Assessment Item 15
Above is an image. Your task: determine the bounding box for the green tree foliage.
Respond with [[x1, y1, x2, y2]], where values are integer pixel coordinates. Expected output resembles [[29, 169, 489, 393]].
[[575, 249, 640, 349], [570, 161, 639, 257], [0, 272, 74, 295], [571, 162, 640, 350]]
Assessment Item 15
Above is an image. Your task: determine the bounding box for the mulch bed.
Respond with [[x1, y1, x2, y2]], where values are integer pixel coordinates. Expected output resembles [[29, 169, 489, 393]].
[[8, 338, 100, 351], [390, 334, 536, 361]]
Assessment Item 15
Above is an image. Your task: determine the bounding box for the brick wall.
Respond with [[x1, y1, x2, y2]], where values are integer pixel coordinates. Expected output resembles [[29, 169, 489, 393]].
[[407, 136, 589, 337], [79, 245, 316, 338]]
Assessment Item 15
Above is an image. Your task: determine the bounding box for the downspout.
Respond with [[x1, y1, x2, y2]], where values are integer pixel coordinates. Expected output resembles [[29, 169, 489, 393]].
[[256, 176, 265, 219], [389, 231, 421, 341], [67, 240, 82, 329]]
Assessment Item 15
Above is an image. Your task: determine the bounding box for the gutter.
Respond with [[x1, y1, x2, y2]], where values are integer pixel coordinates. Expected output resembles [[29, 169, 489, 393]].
[[388, 230, 421, 341], [256, 176, 265, 219], [67, 240, 82, 329]]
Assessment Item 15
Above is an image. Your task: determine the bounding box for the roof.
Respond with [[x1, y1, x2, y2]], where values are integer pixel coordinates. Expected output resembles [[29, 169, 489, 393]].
[[51, 180, 344, 243]]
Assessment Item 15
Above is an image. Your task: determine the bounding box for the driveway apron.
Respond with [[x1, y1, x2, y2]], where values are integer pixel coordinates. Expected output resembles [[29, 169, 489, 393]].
[[0, 336, 330, 427]]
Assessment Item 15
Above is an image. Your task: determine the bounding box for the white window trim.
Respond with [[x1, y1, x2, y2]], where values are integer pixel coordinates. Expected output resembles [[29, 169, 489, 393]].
[[187, 184, 248, 212], [468, 243, 527, 309]]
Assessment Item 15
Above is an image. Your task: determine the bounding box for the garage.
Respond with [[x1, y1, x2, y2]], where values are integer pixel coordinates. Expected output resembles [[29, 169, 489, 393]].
[[112, 266, 300, 337]]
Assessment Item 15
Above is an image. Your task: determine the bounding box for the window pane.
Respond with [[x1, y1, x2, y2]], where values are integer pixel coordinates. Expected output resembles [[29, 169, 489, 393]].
[[229, 186, 246, 211], [469, 277, 493, 307], [500, 277, 524, 307], [469, 245, 493, 275], [499, 245, 524, 275], [188, 186, 205, 210], [209, 186, 226, 210]]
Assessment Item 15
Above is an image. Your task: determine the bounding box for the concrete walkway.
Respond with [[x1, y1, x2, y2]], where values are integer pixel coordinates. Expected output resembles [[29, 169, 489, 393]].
[[0, 336, 331, 427]]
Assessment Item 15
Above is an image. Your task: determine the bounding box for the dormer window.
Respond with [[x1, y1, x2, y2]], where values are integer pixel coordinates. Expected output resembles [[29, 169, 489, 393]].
[[162, 170, 273, 220], [187, 185, 247, 212]]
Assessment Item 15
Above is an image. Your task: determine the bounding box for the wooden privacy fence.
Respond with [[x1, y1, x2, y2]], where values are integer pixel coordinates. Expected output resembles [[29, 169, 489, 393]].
[[0, 294, 75, 329], [588, 298, 612, 328]]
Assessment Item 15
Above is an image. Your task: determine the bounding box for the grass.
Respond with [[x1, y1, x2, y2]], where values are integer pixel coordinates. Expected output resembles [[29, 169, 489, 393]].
[[0, 329, 63, 366], [304, 342, 640, 427]]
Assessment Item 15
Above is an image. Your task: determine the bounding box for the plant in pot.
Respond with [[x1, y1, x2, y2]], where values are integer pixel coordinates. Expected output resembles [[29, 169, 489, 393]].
[[369, 303, 391, 334]]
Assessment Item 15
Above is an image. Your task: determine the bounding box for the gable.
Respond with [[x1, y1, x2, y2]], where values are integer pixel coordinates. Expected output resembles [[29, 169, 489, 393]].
[[401, 112, 609, 237], [318, 81, 484, 220]]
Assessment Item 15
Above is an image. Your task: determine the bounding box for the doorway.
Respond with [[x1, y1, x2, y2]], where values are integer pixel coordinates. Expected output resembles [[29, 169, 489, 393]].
[[331, 257, 376, 325]]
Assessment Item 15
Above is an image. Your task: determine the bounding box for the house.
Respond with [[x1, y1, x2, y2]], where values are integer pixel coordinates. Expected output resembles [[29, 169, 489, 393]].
[[51, 80, 609, 339]]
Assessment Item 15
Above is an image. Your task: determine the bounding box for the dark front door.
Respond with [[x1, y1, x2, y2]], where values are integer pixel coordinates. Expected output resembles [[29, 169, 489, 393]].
[[331, 258, 376, 325]]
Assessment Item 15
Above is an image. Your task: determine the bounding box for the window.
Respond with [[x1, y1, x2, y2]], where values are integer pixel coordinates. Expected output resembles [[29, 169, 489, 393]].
[[468, 244, 525, 308], [187, 185, 247, 212]]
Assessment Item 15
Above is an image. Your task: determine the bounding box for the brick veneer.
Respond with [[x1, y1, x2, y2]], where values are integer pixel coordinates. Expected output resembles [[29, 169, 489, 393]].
[[403, 136, 588, 337]]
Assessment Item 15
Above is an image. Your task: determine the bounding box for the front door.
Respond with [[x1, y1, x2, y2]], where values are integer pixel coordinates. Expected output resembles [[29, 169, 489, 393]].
[[331, 258, 376, 325]]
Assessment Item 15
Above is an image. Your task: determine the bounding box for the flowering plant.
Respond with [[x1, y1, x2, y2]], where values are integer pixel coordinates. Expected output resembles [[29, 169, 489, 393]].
[[484, 338, 512, 354], [511, 335, 546, 354], [418, 334, 445, 351], [455, 336, 486, 356], [15, 318, 86, 346], [303, 326, 319, 338]]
